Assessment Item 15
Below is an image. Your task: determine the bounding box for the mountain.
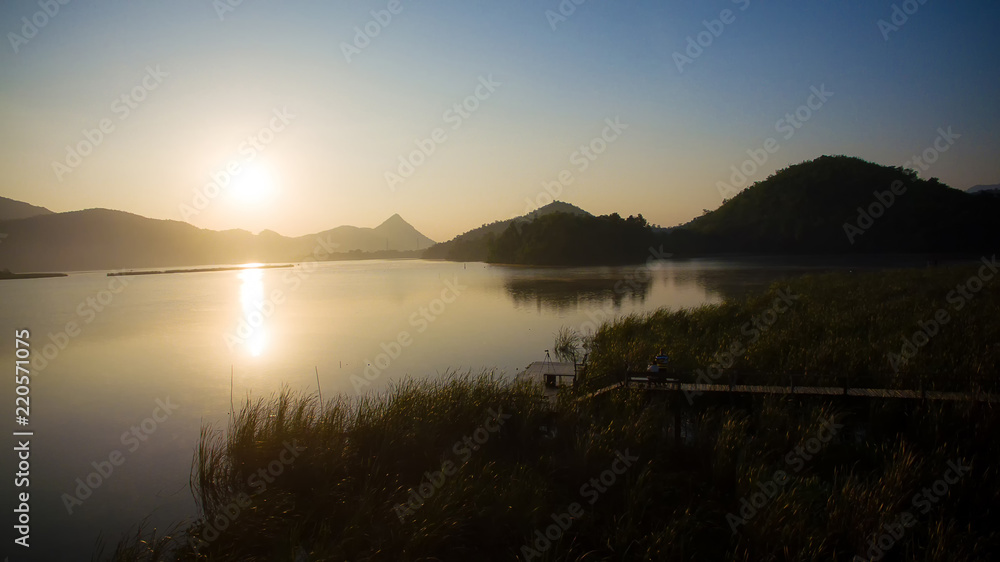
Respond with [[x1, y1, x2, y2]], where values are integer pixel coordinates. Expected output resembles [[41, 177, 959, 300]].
[[0, 200, 435, 272], [488, 212, 656, 266], [319, 213, 437, 252], [0, 196, 53, 221], [967, 183, 1000, 194], [424, 201, 592, 261], [666, 155, 1000, 254]]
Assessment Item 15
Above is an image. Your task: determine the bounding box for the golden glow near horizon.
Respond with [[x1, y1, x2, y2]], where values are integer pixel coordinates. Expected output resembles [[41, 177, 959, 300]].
[[2, 3, 997, 243], [229, 162, 276, 206]]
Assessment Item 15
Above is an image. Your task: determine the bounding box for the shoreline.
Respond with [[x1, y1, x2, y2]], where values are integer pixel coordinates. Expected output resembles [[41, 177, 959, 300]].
[[107, 264, 294, 277]]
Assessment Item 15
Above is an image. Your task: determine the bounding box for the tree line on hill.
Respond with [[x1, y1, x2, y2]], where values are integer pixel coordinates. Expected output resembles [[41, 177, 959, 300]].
[[425, 156, 1000, 266]]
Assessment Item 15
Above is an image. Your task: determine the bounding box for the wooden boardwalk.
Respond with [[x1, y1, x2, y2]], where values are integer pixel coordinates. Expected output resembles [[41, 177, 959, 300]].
[[618, 378, 1000, 403], [519, 363, 999, 404]]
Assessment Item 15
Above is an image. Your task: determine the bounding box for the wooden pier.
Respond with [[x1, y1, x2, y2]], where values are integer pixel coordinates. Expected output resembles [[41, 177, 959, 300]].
[[520, 361, 580, 388], [518, 364, 999, 404]]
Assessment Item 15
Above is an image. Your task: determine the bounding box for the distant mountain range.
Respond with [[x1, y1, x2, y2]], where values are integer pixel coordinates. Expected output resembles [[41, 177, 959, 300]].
[[967, 183, 1000, 194], [0, 201, 434, 272], [5, 156, 996, 272]]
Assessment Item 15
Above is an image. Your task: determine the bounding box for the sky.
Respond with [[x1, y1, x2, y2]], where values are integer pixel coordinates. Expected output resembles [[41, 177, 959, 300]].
[[1, 0, 999, 242]]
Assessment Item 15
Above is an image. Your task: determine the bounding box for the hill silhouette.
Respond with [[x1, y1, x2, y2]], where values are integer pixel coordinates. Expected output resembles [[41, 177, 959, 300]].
[[0, 196, 53, 221], [423, 201, 591, 261], [0, 203, 434, 272], [488, 212, 655, 265], [664, 155, 1000, 254], [968, 183, 1000, 194]]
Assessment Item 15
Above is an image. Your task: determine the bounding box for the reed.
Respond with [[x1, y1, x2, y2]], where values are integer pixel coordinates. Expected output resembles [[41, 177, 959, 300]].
[[101, 265, 1000, 560]]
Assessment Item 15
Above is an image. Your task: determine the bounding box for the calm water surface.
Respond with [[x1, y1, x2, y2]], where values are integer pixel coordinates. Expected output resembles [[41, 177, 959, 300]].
[[0, 257, 930, 557]]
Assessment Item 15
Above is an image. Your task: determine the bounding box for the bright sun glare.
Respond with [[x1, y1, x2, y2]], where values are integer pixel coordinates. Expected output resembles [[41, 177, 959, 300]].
[[230, 163, 274, 203]]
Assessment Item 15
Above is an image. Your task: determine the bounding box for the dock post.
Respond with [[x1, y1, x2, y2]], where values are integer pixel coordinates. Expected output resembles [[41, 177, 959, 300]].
[[673, 410, 681, 448]]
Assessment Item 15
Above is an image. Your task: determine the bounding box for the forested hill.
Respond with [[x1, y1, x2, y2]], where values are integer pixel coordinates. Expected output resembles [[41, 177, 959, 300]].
[[664, 155, 1000, 254], [487, 213, 657, 265], [423, 201, 591, 262], [431, 156, 998, 266]]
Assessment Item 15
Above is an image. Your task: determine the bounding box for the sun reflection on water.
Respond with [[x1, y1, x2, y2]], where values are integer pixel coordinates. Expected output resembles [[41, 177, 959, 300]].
[[237, 268, 268, 357]]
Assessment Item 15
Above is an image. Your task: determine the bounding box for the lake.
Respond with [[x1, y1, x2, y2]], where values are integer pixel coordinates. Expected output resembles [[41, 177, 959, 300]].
[[0, 256, 939, 558]]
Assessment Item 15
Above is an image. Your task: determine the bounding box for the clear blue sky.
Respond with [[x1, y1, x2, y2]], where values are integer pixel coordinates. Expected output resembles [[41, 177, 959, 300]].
[[2, 0, 998, 240]]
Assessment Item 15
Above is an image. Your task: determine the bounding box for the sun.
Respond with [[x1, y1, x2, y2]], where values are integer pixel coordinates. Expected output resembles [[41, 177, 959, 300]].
[[230, 163, 274, 203]]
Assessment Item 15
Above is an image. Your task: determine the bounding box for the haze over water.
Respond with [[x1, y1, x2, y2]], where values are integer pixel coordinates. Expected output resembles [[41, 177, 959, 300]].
[[0, 257, 938, 557]]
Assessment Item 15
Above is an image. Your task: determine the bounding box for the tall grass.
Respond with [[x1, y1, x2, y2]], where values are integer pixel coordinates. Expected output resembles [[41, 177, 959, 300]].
[[102, 265, 1000, 560], [582, 264, 1000, 392]]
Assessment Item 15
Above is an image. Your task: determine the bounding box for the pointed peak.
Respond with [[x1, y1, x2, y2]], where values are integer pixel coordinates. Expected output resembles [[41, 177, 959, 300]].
[[378, 213, 407, 227]]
